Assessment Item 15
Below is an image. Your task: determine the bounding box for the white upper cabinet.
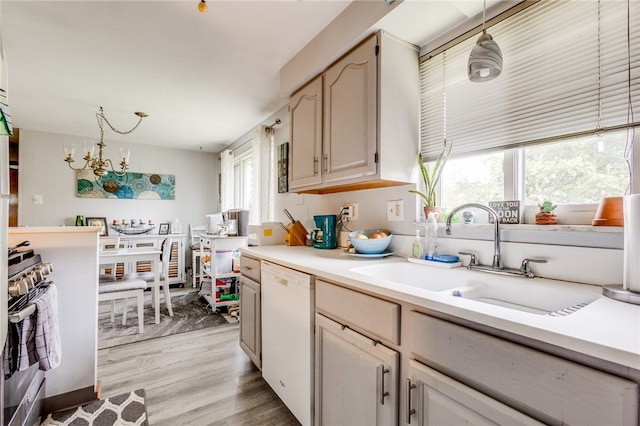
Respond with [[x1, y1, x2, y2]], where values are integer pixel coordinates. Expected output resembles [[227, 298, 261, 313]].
[[289, 31, 419, 194]]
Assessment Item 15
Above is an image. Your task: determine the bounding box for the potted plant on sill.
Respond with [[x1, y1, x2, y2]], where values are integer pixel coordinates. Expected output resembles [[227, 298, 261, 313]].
[[409, 139, 452, 220], [535, 201, 558, 225]]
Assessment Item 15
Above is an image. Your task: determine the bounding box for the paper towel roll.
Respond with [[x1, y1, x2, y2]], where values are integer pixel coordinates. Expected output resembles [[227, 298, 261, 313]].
[[623, 194, 640, 292]]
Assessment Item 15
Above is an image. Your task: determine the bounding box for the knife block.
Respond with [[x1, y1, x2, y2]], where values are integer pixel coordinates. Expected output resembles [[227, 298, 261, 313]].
[[285, 221, 308, 246]]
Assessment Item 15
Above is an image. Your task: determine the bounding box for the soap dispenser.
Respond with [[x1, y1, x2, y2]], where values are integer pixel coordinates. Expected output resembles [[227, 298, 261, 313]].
[[411, 230, 424, 259]]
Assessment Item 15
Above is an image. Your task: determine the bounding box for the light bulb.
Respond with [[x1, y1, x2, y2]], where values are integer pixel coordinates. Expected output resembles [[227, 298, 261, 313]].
[[64, 143, 75, 160], [198, 0, 207, 13]]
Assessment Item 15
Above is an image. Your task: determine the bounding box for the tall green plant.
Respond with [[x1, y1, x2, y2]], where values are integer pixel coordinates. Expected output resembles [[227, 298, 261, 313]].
[[409, 139, 452, 207]]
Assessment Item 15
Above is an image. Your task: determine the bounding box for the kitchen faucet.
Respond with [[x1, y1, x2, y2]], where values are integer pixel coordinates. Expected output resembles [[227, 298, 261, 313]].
[[445, 203, 547, 278]]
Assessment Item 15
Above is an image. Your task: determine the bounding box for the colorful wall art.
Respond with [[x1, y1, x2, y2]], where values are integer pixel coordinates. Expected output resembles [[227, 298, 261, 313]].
[[77, 170, 175, 200]]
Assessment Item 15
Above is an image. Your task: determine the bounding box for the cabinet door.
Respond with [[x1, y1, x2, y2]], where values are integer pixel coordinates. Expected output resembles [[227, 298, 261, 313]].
[[323, 35, 377, 185], [315, 314, 398, 426], [290, 75, 323, 190], [239, 275, 261, 369], [407, 360, 542, 426]]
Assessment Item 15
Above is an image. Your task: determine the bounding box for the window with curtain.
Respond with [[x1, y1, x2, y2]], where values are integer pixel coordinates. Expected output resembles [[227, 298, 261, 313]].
[[233, 150, 253, 211], [421, 0, 639, 210]]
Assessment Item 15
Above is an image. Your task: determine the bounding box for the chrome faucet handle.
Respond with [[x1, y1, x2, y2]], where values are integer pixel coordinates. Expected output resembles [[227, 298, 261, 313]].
[[520, 258, 548, 275], [458, 251, 479, 266]]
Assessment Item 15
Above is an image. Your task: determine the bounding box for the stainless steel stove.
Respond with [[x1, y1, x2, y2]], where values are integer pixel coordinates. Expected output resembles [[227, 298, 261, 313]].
[[2, 242, 53, 426]]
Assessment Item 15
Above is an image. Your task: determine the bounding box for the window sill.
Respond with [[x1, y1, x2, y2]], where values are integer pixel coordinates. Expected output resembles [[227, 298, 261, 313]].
[[438, 223, 623, 249]]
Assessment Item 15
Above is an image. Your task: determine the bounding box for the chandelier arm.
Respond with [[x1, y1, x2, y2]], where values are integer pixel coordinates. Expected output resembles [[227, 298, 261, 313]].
[[65, 157, 91, 172]]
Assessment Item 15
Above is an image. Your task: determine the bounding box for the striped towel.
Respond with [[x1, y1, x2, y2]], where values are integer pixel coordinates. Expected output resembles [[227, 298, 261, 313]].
[[2, 315, 36, 379], [34, 284, 62, 371], [1, 285, 62, 378]]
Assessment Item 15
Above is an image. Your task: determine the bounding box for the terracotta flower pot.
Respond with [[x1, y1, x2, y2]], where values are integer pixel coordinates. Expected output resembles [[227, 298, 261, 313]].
[[535, 212, 557, 225], [423, 206, 443, 222], [592, 196, 624, 226]]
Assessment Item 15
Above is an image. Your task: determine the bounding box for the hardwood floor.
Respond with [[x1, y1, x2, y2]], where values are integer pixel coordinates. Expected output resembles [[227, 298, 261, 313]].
[[98, 324, 300, 425]]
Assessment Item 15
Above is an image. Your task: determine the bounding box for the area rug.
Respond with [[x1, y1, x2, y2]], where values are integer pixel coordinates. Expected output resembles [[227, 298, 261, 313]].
[[98, 290, 236, 349], [40, 389, 148, 426]]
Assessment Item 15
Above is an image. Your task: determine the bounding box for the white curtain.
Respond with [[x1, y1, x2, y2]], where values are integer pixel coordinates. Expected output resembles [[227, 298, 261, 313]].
[[220, 149, 234, 212], [254, 126, 277, 223]]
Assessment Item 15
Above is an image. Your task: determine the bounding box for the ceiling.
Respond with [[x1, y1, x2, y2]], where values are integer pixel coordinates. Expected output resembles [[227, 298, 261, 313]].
[[1, 0, 504, 153]]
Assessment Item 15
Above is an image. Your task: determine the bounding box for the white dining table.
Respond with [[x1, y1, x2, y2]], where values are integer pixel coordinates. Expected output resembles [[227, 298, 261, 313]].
[[99, 247, 161, 324]]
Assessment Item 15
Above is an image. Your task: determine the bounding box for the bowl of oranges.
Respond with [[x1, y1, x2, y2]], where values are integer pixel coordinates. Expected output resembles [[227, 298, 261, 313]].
[[348, 229, 393, 254]]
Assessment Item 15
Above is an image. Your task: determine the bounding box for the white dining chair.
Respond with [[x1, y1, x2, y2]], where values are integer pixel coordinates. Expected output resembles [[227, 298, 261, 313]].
[[189, 224, 207, 287], [122, 237, 174, 317], [98, 278, 147, 333], [99, 236, 121, 283]]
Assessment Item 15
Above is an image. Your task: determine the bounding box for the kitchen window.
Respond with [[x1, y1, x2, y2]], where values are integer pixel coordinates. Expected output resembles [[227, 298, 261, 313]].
[[421, 0, 639, 218], [233, 150, 253, 211]]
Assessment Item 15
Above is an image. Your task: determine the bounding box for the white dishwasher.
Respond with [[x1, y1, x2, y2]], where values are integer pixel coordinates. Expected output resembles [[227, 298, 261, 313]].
[[261, 260, 314, 426]]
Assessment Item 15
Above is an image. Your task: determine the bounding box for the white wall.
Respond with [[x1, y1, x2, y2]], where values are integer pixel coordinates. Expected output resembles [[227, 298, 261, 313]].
[[18, 129, 219, 230]]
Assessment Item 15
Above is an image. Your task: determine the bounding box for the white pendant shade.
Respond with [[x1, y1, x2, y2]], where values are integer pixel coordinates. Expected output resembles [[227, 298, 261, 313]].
[[468, 31, 503, 82]]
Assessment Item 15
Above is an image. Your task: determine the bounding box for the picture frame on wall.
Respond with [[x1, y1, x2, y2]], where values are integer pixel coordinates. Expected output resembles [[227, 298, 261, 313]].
[[159, 223, 170, 235], [86, 217, 108, 236], [278, 142, 289, 193]]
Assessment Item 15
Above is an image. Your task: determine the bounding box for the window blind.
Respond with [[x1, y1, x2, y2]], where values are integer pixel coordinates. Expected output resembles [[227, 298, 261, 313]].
[[420, 0, 640, 160]]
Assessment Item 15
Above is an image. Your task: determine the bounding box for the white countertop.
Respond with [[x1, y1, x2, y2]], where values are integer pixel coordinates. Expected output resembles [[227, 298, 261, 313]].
[[242, 245, 640, 370]]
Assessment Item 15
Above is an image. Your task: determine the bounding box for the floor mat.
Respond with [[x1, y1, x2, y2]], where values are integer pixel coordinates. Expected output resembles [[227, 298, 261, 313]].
[[40, 389, 148, 426]]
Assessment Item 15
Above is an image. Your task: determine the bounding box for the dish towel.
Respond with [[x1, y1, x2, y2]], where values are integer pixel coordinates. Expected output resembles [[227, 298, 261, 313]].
[[2, 314, 36, 379], [34, 284, 62, 371]]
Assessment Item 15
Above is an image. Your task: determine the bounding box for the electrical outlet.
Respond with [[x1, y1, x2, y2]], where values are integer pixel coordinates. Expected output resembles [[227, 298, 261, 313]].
[[387, 200, 403, 221], [343, 203, 359, 221]]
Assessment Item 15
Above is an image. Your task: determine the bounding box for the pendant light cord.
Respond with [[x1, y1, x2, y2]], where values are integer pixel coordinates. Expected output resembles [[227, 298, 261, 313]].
[[482, 0, 487, 32], [624, 0, 635, 194]]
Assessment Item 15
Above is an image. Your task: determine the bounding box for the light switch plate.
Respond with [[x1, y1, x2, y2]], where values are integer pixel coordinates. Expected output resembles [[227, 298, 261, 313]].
[[387, 200, 403, 221]]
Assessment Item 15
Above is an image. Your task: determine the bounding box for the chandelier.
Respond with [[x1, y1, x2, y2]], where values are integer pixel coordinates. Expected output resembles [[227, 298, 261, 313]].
[[64, 106, 148, 177]]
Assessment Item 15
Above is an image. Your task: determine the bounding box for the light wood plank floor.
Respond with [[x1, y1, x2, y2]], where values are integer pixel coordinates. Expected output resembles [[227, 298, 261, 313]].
[[98, 324, 300, 425]]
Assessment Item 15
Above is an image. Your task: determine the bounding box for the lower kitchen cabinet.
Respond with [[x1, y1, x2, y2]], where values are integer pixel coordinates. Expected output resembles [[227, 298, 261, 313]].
[[239, 273, 261, 369], [315, 314, 399, 426], [406, 359, 542, 426], [409, 310, 639, 425]]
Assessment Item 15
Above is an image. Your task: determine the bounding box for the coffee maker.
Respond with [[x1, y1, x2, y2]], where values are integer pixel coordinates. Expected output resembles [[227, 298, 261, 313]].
[[224, 209, 250, 236], [311, 215, 337, 249]]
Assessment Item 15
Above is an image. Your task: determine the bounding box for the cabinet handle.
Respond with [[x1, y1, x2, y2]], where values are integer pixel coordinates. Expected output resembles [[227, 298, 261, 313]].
[[323, 154, 328, 173], [377, 364, 390, 405], [313, 157, 319, 175], [406, 379, 416, 424]]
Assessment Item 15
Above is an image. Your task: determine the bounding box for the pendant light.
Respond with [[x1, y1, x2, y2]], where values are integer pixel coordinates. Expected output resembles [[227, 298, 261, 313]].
[[467, 0, 503, 82], [198, 0, 208, 14]]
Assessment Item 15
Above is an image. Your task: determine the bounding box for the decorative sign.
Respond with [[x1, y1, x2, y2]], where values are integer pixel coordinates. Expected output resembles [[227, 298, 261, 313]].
[[77, 170, 175, 200], [488, 200, 521, 224]]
